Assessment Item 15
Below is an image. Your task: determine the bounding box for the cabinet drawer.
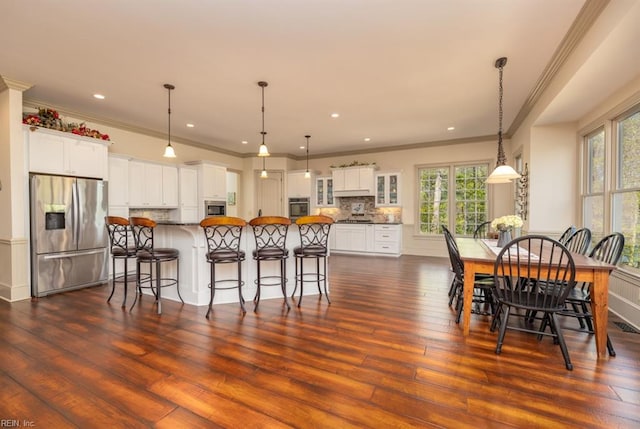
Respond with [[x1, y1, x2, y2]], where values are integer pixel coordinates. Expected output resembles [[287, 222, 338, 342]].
[[374, 241, 400, 254], [374, 229, 399, 242]]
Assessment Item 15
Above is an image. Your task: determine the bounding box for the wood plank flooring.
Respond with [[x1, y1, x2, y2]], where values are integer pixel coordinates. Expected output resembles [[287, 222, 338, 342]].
[[1, 254, 639, 428]]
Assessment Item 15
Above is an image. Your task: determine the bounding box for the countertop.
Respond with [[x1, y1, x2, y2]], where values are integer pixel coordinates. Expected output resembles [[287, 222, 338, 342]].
[[157, 220, 403, 226]]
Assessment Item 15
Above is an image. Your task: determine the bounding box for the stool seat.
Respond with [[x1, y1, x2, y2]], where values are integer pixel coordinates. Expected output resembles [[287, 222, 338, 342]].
[[293, 245, 327, 257], [111, 247, 137, 257], [207, 249, 246, 262], [137, 248, 180, 260], [254, 247, 288, 259]]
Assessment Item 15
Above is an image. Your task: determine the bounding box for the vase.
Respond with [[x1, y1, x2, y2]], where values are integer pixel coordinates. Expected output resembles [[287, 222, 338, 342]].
[[497, 229, 512, 247]]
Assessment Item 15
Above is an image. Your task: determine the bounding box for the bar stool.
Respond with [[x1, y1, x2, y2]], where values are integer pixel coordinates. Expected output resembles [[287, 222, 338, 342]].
[[292, 215, 333, 307], [129, 217, 183, 314], [105, 216, 138, 307], [249, 216, 291, 311], [200, 216, 247, 318]]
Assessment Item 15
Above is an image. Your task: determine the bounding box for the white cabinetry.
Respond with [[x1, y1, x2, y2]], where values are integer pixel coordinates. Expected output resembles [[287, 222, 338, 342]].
[[162, 165, 179, 206], [27, 127, 108, 179], [373, 224, 401, 255], [287, 171, 312, 198], [128, 161, 178, 208], [375, 172, 401, 207], [108, 155, 129, 217], [332, 166, 375, 196], [315, 176, 334, 207], [200, 163, 227, 201], [179, 167, 199, 223], [331, 223, 401, 256]]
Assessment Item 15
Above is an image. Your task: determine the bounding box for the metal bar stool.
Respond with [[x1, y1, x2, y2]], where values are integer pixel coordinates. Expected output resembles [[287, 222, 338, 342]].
[[129, 217, 183, 314], [200, 216, 247, 318], [249, 216, 291, 311], [105, 216, 139, 307], [292, 215, 333, 307]]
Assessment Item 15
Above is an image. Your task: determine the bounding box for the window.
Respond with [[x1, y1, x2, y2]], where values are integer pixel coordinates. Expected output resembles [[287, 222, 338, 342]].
[[612, 108, 640, 268], [583, 106, 640, 270], [582, 128, 606, 243], [418, 163, 489, 235]]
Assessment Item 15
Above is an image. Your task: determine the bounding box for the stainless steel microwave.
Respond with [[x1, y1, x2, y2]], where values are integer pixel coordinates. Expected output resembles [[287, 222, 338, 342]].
[[204, 200, 226, 217], [288, 197, 310, 220]]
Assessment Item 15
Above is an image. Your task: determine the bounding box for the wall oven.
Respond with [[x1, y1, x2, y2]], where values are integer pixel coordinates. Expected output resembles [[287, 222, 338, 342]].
[[288, 197, 310, 221], [204, 200, 227, 217]]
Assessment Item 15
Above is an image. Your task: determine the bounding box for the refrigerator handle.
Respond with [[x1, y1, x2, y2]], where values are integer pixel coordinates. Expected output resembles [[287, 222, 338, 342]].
[[72, 179, 80, 246]]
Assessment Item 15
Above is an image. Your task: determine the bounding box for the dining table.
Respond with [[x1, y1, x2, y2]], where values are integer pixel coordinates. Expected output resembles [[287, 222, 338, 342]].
[[456, 237, 616, 359]]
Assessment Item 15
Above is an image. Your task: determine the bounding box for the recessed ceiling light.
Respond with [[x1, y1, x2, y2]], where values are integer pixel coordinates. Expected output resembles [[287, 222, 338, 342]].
[[241, 140, 248, 145], [186, 123, 195, 128], [300, 146, 305, 150], [330, 113, 340, 118], [364, 137, 371, 142], [93, 94, 105, 100], [447, 126, 455, 131]]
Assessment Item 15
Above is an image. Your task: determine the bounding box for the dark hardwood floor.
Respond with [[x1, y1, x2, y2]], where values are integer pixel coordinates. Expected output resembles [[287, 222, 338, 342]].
[[1, 254, 639, 428]]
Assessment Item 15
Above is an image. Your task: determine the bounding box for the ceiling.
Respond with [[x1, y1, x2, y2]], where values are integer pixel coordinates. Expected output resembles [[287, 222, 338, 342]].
[[0, 0, 590, 157]]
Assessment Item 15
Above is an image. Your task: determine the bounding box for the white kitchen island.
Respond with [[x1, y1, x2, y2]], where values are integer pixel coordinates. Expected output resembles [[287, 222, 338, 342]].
[[149, 222, 327, 307]]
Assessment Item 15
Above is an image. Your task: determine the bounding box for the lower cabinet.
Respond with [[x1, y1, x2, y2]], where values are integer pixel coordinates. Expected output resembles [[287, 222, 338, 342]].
[[331, 224, 401, 256]]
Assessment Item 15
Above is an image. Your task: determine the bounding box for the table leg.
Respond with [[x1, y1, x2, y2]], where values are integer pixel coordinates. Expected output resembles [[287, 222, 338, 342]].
[[462, 263, 476, 336], [590, 270, 610, 359]]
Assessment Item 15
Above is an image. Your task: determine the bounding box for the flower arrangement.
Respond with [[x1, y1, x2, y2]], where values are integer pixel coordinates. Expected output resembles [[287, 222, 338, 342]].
[[22, 108, 110, 141], [330, 161, 376, 168], [491, 215, 523, 232]]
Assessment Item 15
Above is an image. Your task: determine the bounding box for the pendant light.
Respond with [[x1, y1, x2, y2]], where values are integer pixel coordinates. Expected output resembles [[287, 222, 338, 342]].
[[260, 157, 268, 178], [486, 57, 520, 184], [304, 135, 311, 179], [163, 83, 176, 158], [257, 81, 270, 157]]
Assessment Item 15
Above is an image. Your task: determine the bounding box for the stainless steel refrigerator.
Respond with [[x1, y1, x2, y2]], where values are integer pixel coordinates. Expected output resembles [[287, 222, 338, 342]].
[[30, 174, 108, 297]]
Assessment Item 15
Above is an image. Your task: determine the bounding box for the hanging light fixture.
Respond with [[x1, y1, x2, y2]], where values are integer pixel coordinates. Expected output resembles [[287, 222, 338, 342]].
[[163, 83, 176, 158], [486, 57, 520, 184], [260, 157, 268, 178], [304, 135, 311, 179], [257, 81, 270, 157]]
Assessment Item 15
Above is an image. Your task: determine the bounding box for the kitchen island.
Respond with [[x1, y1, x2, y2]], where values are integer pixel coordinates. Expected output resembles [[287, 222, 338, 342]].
[[146, 222, 326, 307]]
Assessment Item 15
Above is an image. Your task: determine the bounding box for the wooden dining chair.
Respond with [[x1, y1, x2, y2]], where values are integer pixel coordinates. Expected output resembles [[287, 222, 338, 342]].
[[563, 227, 591, 254], [491, 235, 576, 370]]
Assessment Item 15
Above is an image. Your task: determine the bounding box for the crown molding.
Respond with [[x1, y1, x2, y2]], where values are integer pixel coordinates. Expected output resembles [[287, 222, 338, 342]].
[[508, 0, 610, 136], [0, 75, 33, 92]]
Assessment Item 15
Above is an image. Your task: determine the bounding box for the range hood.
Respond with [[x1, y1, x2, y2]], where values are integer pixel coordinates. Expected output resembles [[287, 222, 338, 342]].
[[333, 189, 374, 197]]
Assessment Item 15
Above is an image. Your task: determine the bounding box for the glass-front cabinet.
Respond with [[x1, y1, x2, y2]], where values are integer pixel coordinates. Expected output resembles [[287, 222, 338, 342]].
[[315, 176, 334, 207], [375, 172, 401, 207]]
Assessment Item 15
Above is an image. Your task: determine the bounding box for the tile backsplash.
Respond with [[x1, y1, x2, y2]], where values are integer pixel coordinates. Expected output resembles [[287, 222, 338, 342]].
[[318, 196, 402, 223], [129, 208, 174, 221]]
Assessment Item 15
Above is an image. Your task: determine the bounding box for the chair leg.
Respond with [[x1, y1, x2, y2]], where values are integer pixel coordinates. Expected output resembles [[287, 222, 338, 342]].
[[316, 257, 322, 295], [281, 258, 290, 310], [322, 256, 331, 304], [156, 260, 162, 315], [298, 258, 304, 307], [549, 313, 573, 370], [122, 257, 129, 307], [237, 260, 246, 314], [254, 259, 262, 311], [130, 260, 142, 312], [175, 258, 183, 304], [291, 257, 299, 298], [495, 306, 511, 355], [607, 334, 616, 357], [107, 257, 117, 303], [206, 262, 215, 319]]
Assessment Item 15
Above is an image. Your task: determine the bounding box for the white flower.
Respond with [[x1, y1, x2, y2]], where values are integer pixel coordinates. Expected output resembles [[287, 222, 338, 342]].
[[491, 215, 523, 231]]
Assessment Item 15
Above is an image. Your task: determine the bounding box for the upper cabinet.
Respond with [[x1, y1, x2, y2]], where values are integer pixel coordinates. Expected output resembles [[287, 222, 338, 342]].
[[375, 172, 401, 207], [107, 155, 130, 207], [315, 176, 334, 207], [27, 126, 108, 179], [287, 171, 313, 198], [178, 166, 199, 223], [186, 161, 227, 202], [332, 166, 375, 197], [128, 160, 178, 208]]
